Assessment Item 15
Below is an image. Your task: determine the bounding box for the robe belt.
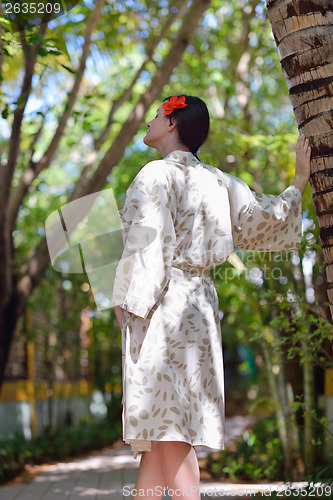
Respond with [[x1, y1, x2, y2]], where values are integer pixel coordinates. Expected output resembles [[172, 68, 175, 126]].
[[125, 439, 152, 458]]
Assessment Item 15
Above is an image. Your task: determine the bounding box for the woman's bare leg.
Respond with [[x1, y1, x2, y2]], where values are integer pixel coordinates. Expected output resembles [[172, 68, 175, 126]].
[[159, 441, 201, 500], [133, 441, 168, 499], [133, 441, 200, 500]]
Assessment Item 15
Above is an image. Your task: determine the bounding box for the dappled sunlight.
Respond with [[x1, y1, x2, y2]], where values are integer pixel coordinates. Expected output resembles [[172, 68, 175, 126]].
[[2, 423, 327, 500], [70, 486, 123, 496], [39, 451, 140, 476], [1, 0, 332, 492]]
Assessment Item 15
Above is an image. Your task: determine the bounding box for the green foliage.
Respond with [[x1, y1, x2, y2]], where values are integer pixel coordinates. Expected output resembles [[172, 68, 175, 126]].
[[266, 293, 333, 368], [207, 417, 333, 490], [0, 418, 122, 484], [1, 0, 331, 482], [206, 418, 284, 482]]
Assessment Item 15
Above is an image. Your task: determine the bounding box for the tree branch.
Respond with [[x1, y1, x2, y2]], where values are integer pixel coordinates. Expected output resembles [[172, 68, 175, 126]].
[[9, 111, 47, 231], [8, 0, 106, 229], [33, 0, 106, 173], [9, 2, 185, 217], [0, 14, 4, 84], [1, 37, 38, 208], [71, 2, 187, 200], [16, 0, 212, 312], [0, 16, 51, 308], [95, 1, 187, 151], [29, 112, 47, 161], [77, 0, 212, 199]]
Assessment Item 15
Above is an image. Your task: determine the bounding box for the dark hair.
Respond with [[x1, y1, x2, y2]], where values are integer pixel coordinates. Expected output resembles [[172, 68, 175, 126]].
[[163, 95, 209, 158]]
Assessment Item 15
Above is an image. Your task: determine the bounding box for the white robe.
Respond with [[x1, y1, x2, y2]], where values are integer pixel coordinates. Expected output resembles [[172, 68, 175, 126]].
[[112, 150, 302, 457]]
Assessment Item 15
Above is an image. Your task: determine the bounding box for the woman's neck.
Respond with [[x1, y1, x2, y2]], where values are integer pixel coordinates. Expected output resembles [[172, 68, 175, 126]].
[[159, 142, 190, 158]]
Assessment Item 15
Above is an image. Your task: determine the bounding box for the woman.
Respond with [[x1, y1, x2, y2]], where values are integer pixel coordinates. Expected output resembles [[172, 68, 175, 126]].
[[113, 95, 311, 499]]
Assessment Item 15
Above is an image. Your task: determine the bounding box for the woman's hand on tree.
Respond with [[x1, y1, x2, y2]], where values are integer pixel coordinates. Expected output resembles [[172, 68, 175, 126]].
[[296, 134, 311, 180], [291, 134, 311, 194]]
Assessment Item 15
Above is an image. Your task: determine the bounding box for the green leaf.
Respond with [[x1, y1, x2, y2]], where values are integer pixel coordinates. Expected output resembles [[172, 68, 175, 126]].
[[60, 64, 76, 74], [1, 105, 9, 119], [37, 47, 48, 57], [48, 49, 63, 56]]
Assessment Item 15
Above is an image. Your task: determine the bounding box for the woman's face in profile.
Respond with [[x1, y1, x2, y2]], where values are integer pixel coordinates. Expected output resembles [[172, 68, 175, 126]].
[[143, 104, 170, 149]]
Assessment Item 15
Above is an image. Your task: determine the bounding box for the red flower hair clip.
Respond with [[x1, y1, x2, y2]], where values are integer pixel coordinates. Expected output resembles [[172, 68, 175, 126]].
[[162, 95, 187, 116]]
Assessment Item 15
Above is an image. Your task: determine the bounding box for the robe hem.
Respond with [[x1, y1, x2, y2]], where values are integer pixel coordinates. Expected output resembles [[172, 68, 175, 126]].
[[124, 435, 225, 459]]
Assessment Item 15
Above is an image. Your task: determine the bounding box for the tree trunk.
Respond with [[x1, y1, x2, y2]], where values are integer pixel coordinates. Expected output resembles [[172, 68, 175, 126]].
[[302, 342, 315, 468], [261, 343, 293, 473], [0, 0, 212, 393], [266, 0, 333, 323], [286, 383, 305, 479]]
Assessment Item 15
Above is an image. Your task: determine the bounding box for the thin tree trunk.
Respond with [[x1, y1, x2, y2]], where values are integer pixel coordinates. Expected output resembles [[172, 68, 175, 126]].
[[76, 0, 212, 199], [301, 336, 316, 468], [262, 344, 293, 472], [253, 296, 293, 472], [71, 2, 188, 201], [256, 268, 304, 477], [266, 0, 333, 324], [9, 0, 106, 229], [0, 20, 50, 310], [286, 382, 305, 478]]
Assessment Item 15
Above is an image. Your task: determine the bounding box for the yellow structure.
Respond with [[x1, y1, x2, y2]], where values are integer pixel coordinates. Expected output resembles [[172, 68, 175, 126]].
[[325, 368, 333, 396]]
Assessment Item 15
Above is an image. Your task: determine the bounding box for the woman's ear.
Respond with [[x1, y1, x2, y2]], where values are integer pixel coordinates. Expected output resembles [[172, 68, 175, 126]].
[[168, 116, 177, 132]]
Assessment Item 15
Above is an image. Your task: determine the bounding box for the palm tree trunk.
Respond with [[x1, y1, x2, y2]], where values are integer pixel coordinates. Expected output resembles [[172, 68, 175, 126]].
[[266, 0, 333, 323]]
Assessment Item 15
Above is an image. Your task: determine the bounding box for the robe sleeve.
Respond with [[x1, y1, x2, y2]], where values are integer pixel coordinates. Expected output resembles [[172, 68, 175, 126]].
[[225, 172, 303, 251], [112, 161, 176, 319]]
